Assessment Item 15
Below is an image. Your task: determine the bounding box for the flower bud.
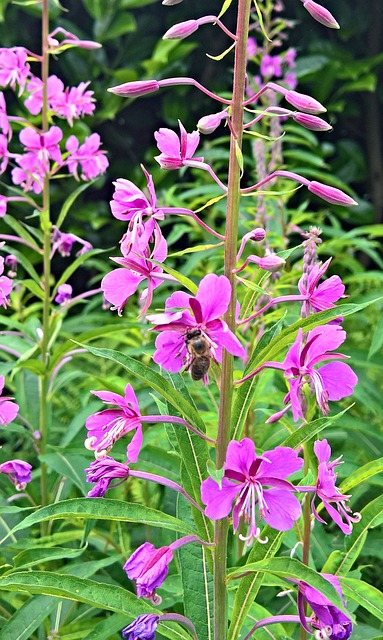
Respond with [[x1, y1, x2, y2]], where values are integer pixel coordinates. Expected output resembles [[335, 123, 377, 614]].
[[197, 111, 228, 134], [303, 0, 340, 29], [308, 181, 357, 206], [55, 284, 73, 305], [108, 80, 160, 98], [285, 90, 326, 114], [163, 20, 199, 40], [292, 112, 333, 132], [250, 228, 266, 242], [250, 253, 286, 273], [5, 254, 17, 278], [162, 0, 183, 4]]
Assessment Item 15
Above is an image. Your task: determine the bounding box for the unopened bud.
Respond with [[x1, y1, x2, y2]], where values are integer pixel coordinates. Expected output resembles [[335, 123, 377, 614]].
[[197, 111, 228, 134], [163, 20, 199, 40], [55, 284, 73, 305], [308, 180, 357, 206], [5, 254, 17, 278], [162, 0, 183, 5], [250, 228, 266, 242], [303, 0, 340, 29], [285, 90, 326, 114], [108, 80, 160, 98], [292, 112, 333, 131], [249, 253, 285, 273]]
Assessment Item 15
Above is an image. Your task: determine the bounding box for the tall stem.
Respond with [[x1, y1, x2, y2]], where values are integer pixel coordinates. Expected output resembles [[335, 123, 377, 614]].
[[39, 0, 51, 513], [300, 443, 311, 640], [214, 1, 251, 639]]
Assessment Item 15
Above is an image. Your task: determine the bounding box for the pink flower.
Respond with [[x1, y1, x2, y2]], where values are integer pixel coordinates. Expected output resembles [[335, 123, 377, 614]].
[[201, 438, 303, 544], [0, 92, 11, 139], [298, 259, 345, 316], [24, 75, 65, 116], [124, 542, 173, 602], [0, 195, 7, 217], [312, 439, 361, 534], [85, 384, 143, 462], [268, 325, 358, 422], [260, 54, 282, 78], [154, 120, 203, 170], [0, 257, 13, 308], [48, 27, 102, 52], [147, 273, 245, 381], [18, 125, 63, 172], [0, 459, 32, 490], [298, 574, 352, 639], [55, 283, 72, 305], [0, 375, 19, 424], [11, 164, 45, 194], [102, 221, 167, 317], [66, 133, 108, 180], [0, 47, 30, 94], [51, 82, 96, 126], [0, 133, 8, 174]]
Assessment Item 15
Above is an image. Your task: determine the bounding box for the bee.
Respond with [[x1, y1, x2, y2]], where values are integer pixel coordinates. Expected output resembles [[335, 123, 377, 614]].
[[185, 329, 212, 381]]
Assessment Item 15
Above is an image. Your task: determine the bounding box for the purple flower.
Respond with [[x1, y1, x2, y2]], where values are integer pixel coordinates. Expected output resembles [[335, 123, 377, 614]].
[[0, 47, 30, 94], [298, 574, 352, 639], [101, 220, 167, 317], [201, 438, 303, 544], [0, 459, 32, 490], [85, 455, 130, 497], [260, 54, 282, 78], [66, 133, 108, 180], [154, 120, 203, 170], [0, 375, 18, 425], [0, 257, 14, 307], [124, 541, 173, 602], [267, 324, 358, 422], [298, 259, 345, 316], [18, 125, 63, 172], [312, 439, 361, 534], [85, 384, 142, 461], [55, 284, 72, 305], [147, 273, 245, 381], [122, 614, 160, 639]]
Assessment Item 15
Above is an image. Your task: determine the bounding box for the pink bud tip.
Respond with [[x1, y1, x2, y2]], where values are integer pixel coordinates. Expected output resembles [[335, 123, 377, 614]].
[[308, 181, 358, 206], [303, 1, 340, 29], [250, 228, 266, 242], [163, 20, 199, 40], [252, 253, 286, 272], [285, 90, 327, 114], [197, 111, 228, 134], [162, 0, 183, 4], [292, 112, 333, 132], [108, 80, 160, 97]]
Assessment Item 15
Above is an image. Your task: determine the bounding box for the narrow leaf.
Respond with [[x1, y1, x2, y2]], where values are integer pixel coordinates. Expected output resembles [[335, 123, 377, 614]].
[[341, 578, 383, 621]]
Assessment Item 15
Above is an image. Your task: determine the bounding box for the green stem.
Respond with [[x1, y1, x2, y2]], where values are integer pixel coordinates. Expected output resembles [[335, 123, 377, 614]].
[[214, 1, 251, 639], [39, 0, 52, 516], [300, 442, 312, 640]]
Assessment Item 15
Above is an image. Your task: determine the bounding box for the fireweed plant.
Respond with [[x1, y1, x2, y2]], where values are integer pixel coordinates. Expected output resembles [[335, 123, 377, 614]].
[[0, 1, 382, 640]]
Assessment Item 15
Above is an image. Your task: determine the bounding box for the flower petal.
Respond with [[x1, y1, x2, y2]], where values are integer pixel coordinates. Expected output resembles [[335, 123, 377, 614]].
[[201, 476, 241, 519], [262, 488, 302, 530], [318, 361, 357, 400]]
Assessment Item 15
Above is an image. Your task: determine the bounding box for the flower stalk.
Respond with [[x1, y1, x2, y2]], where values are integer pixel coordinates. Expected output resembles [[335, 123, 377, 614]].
[[214, 1, 252, 638]]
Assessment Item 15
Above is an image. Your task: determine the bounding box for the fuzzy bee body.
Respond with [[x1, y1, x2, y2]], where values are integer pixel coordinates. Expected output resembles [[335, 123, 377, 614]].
[[185, 329, 212, 381]]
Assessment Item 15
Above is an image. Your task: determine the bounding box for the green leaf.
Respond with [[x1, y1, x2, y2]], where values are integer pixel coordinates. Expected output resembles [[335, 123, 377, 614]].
[[39, 453, 90, 494], [341, 578, 383, 621], [10, 498, 197, 537], [2, 214, 40, 248], [79, 345, 207, 435], [168, 242, 223, 258], [336, 496, 383, 575], [150, 259, 198, 293], [12, 545, 87, 570], [228, 558, 346, 612], [56, 180, 95, 228], [207, 41, 236, 61], [53, 248, 106, 294], [368, 314, 383, 358], [281, 407, 352, 450], [340, 457, 383, 493], [0, 573, 191, 640], [0, 595, 57, 640], [228, 527, 283, 640], [21, 278, 44, 301], [217, 0, 233, 19]]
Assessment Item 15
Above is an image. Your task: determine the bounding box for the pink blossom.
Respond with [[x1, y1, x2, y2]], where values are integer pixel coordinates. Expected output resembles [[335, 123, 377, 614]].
[[48, 27, 102, 52], [0, 195, 6, 217], [101, 221, 167, 317], [51, 82, 96, 126], [0, 375, 19, 424], [18, 125, 63, 172], [298, 574, 352, 639], [147, 273, 246, 381], [55, 284, 72, 305], [24, 75, 65, 116], [0, 459, 32, 490], [260, 54, 282, 78], [0, 257, 13, 308], [0, 133, 8, 174], [85, 384, 143, 461], [298, 259, 345, 316], [85, 455, 130, 497], [11, 164, 45, 194], [0, 47, 30, 94], [312, 439, 361, 534], [0, 92, 11, 139], [201, 438, 303, 544], [66, 133, 108, 180], [154, 120, 203, 170]]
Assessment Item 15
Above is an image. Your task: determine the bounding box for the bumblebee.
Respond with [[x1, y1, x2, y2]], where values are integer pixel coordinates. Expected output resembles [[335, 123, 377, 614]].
[[185, 329, 212, 381]]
